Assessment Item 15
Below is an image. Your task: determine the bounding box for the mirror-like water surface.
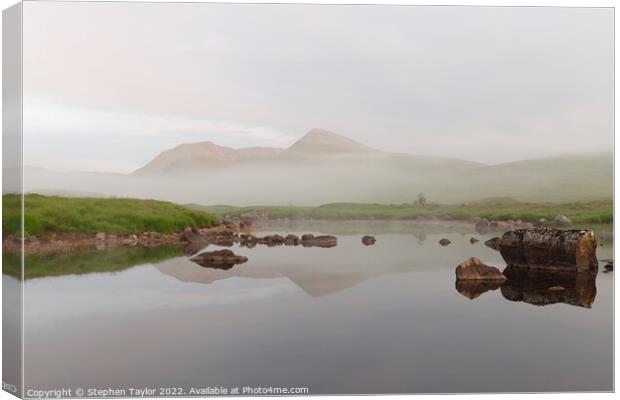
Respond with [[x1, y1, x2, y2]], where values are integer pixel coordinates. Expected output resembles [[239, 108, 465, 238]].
[[13, 224, 613, 394]]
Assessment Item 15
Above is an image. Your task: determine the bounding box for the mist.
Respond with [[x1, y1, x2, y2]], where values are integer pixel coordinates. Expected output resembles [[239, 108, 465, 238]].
[[20, 150, 613, 206]]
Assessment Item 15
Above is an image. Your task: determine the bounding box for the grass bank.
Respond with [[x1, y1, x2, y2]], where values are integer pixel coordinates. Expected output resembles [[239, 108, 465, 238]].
[[190, 198, 613, 225], [3, 194, 219, 237]]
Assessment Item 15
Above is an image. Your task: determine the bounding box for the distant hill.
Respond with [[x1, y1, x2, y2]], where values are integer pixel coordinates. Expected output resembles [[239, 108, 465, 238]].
[[286, 128, 378, 154], [19, 129, 613, 205], [429, 153, 613, 202], [132, 128, 483, 176], [133, 142, 282, 175]]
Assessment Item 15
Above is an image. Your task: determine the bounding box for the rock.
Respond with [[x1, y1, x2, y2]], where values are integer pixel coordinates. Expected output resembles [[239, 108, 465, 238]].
[[455, 257, 507, 281], [604, 263, 613, 272], [533, 218, 546, 228], [484, 237, 501, 251], [554, 214, 573, 226], [239, 220, 252, 230], [189, 249, 248, 270], [301, 234, 337, 248], [439, 238, 451, 246], [284, 234, 300, 246], [222, 220, 236, 229], [239, 234, 258, 247], [362, 235, 376, 246], [470, 237, 479, 244], [95, 232, 106, 241], [499, 227, 597, 272], [208, 236, 235, 247], [258, 234, 284, 246], [179, 227, 197, 242], [301, 233, 315, 241]]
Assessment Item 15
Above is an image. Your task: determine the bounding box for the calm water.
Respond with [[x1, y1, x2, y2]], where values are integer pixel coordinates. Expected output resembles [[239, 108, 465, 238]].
[[11, 224, 614, 395]]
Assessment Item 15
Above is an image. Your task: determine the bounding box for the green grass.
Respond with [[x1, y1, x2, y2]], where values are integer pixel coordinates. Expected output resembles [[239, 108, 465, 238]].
[[3, 194, 219, 237], [3, 244, 184, 280], [191, 199, 613, 225]]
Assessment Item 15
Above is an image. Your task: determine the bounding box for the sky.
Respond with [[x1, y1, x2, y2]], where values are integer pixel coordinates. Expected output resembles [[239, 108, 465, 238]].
[[21, 2, 613, 173]]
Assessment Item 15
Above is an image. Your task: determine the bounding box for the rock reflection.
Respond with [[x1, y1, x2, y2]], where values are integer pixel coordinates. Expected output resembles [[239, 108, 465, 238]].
[[455, 265, 598, 308], [455, 280, 503, 300], [500, 266, 597, 308]]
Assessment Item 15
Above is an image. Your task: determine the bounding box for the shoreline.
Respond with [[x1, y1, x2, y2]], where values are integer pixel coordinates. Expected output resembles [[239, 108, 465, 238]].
[[2, 225, 235, 256], [4, 217, 613, 256]]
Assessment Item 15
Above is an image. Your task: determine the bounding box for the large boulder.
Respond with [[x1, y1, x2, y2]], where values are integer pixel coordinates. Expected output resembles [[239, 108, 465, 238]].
[[455, 257, 507, 281], [499, 227, 598, 272], [439, 238, 451, 246]]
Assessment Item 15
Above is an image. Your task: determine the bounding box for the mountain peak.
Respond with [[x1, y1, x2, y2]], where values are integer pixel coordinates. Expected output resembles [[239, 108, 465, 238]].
[[287, 128, 378, 154]]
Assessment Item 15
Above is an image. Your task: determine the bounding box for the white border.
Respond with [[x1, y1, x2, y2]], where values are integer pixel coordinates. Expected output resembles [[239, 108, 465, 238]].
[[0, 1, 615, 400]]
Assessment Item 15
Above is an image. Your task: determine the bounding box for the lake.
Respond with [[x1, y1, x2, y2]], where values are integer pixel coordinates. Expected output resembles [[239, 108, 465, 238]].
[[9, 222, 614, 395]]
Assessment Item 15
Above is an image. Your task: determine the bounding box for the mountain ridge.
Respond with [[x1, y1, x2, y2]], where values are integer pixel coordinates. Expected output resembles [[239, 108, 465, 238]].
[[133, 128, 483, 175]]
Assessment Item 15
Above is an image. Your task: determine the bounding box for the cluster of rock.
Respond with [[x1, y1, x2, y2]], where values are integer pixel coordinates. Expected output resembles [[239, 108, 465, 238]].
[[455, 227, 602, 307], [238, 233, 338, 248]]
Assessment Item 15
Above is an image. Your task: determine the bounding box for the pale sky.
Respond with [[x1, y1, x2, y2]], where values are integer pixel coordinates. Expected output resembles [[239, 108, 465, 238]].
[[22, 2, 613, 173]]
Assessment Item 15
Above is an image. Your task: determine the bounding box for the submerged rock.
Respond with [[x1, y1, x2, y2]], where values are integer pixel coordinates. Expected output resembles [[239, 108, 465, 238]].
[[499, 227, 598, 272], [484, 237, 501, 251], [455, 257, 507, 281], [362, 235, 376, 246], [470, 237, 479, 244], [189, 249, 248, 270], [439, 238, 451, 246]]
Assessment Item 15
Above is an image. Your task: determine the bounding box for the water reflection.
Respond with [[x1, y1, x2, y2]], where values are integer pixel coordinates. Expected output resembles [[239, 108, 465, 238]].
[[455, 280, 503, 299], [455, 266, 598, 308], [501, 267, 597, 308], [18, 226, 614, 393]]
